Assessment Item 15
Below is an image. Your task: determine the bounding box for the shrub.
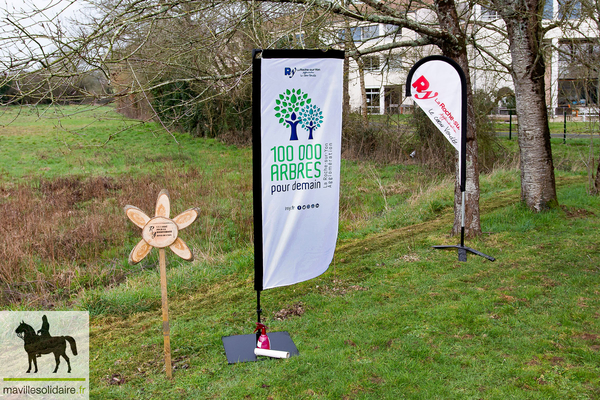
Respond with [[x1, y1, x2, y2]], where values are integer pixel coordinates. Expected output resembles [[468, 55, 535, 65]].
[[342, 113, 413, 163], [409, 90, 508, 173], [0, 77, 13, 104], [151, 80, 252, 141]]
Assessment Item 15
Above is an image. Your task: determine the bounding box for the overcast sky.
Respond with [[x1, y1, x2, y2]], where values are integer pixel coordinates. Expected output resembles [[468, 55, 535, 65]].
[[1, 0, 85, 65], [1, 0, 81, 20]]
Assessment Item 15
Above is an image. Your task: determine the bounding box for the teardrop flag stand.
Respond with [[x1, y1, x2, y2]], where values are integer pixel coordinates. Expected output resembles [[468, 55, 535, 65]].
[[124, 190, 200, 378], [406, 56, 495, 262]]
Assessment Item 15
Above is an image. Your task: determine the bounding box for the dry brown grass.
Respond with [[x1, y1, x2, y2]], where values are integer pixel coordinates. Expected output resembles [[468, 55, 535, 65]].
[[0, 177, 125, 305], [342, 117, 413, 164], [0, 165, 254, 307]]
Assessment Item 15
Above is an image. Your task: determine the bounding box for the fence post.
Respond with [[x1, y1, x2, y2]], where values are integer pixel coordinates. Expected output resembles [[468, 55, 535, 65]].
[[564, 110, 567, 144], [509, 112, 512, 140]]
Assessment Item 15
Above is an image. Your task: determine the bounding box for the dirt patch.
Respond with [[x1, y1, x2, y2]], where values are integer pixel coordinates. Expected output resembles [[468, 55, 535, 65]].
[[172, 355, 190, 370], [107, 373, 126, 385], [39, 176, 121, 207], [526, 356, 541, 366], [561, 205, 596, 219], [550, 356, 564, 365], [317, 279, 368, 296], [575, 333, 599, 341], [273, 302, 305, 320], [401, 254, 420, 262]]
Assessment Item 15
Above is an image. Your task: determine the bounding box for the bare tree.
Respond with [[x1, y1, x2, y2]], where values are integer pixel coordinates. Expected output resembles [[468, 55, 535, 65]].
[[1, 0, 484, 236], [473, 0, 558, 211], [249, 0, 483, 236]]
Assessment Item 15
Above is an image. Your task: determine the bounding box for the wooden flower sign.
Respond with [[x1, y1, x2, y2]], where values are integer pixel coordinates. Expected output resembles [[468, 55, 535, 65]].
[[125, 190, 198, 264], [124, 189, 199, 379]]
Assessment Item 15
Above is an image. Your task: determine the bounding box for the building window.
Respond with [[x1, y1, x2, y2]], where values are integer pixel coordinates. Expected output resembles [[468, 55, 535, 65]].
[[366, 88, 381, 114], [383, 54, 403, 71], [384, 24, 401, 36], [558, 0, 581, 19], [558, 80, 598, 107], [480, 6, 499, 21], [559, 40, 600, 79], [361, 25, 379, 40], [350, 25, 380, 42], [362, 56, 380, 72], [557, 39, 600, 107], [543, 0, 553, 19], [385, 85, 403, 114]]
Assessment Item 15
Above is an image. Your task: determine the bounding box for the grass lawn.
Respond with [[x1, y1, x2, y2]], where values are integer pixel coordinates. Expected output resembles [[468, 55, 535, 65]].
[[1, 105, 599, 399], [494, 119, 600, 135]]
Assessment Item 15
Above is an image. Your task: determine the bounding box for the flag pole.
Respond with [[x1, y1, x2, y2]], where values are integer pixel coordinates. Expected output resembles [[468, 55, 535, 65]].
[[221, 49, 299, 364], [252, 49, 264, 326]]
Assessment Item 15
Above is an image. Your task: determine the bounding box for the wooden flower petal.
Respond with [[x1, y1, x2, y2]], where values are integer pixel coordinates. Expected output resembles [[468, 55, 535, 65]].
[[155, 189, 170, 218], [169, 238, 193, 261], [129, 239, 152, 265], [124, 205, 150, 229], [173, 208, 200, 230]]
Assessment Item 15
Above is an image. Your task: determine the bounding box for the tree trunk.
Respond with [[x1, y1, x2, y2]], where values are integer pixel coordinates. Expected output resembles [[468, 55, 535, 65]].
[[436, 0, 482, 237], [343, 54, 350, 121], [355, 56, 368, 125], [454, 56, 482, 238], [497, 0, 558, 210], [343, 26, 351, 122]]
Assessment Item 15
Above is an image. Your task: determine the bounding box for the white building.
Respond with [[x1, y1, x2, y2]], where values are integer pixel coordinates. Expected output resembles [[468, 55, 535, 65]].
[[341, 1, 599, 118]]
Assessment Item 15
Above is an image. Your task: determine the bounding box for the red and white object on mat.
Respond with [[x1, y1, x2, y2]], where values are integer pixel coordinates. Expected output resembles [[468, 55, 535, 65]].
[[254, 323, 271, 349]]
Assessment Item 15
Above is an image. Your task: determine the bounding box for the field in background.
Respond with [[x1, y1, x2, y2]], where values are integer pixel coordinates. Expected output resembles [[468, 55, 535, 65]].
[[0, 105, 599, 398], [364, 112, 600, 135]]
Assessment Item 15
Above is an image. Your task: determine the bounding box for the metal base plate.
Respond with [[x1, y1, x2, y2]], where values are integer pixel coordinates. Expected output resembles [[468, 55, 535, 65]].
[[432, 245, 495, 262], [222, 331, 299, 364]]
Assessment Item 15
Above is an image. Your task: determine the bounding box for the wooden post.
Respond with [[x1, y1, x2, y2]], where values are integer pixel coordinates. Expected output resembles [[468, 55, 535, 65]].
[[159, 248, 172, 379]]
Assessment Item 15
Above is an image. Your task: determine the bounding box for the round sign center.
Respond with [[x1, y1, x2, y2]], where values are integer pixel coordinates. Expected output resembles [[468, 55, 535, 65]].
[[142, 217, 179, 248]]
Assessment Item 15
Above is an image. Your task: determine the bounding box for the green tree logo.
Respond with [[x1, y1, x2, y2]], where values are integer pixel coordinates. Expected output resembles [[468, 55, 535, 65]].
[[275, 88, 310, 140], [298, 104, 323, 140]]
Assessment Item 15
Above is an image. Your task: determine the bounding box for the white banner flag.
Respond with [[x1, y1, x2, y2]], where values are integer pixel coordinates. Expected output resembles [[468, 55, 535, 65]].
[[407, 56, 465, 187], [258, 51, 343, 290], [408, 58, 463, 151]]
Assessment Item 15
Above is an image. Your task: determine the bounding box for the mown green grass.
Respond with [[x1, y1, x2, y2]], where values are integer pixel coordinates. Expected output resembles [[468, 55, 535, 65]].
[[86, 175, 600, 399], [1, 105, 599, 399], [365, 112, 600, 135], [0, 104, 219, 180], [494, 119, 600, 135]]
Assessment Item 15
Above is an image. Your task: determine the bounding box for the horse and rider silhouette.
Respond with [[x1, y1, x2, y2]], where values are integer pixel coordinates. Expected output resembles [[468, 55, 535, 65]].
[[15, 315, 78, 373]]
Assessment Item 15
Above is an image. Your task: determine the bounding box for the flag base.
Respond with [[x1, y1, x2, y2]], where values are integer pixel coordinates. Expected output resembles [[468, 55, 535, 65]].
[[222, 331, 299, 364], [432, 245, 495, 262]]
